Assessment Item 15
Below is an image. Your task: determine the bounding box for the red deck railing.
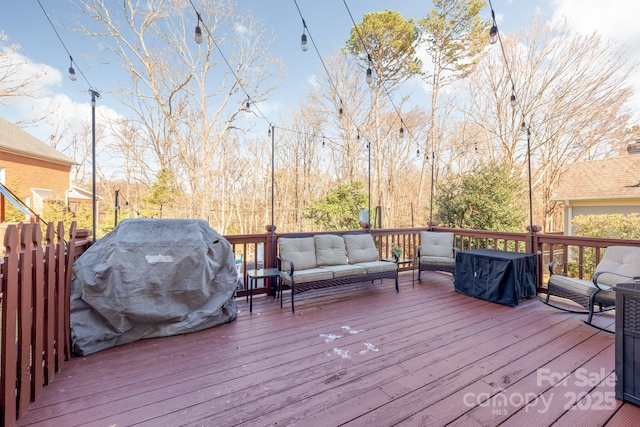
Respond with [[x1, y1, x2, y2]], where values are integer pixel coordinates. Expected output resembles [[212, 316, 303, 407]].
[[3, 222, 640, 425], [0, 221, 91, 427]]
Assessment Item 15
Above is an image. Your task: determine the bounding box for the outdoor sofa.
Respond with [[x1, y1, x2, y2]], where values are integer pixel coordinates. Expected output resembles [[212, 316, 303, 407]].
[[278, 233, 398, 312]]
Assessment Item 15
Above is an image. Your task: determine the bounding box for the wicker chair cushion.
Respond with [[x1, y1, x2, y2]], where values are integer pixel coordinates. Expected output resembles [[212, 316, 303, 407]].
[[344, 234, 379, 264], [549, 275, 609, 297], [279, 237, 317, 271], [355, 261, 398, 274], [595, 246, 640, 287], [314, 234, 348, 266], [419, 255, 456, 266], [420, 232, 454, 258]]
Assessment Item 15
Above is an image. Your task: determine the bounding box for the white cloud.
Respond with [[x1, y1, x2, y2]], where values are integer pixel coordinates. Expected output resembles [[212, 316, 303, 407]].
[[0, 50, 124, 167], [551, 0, 640, 52], [551, 0, 640, 117], [307, 73, 321, 89], [235, 23, 249, 37]]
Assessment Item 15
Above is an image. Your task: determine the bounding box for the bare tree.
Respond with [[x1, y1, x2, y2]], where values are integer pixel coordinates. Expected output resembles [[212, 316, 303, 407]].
[[276, 105, 327, 232], [75, 0, 283, 220], [0, 32, 48, 106], [465, 18, 635, 232], [418, 0, 489, 223], [306, 52, 370, 185], [345, 10, 421, 225]]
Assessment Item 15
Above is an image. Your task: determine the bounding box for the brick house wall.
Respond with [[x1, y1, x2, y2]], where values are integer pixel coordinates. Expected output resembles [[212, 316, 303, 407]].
[[1, 151, 71, 206], [1, 117, 78, 221]]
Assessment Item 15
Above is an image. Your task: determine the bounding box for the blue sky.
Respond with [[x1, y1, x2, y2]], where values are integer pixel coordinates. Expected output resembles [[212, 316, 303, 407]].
[[1, 0, 639, 145]]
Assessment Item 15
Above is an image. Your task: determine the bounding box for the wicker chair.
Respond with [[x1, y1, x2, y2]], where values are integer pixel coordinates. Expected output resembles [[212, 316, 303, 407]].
[[416, 231, 456, 280], [544, 246, 640, 332]]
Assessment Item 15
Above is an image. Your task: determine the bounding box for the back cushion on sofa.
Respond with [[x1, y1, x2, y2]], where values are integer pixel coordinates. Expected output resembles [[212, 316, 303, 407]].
[[314, 234, 348, 266], [279, 237, 317, 271], [344, 233, 379, 264]]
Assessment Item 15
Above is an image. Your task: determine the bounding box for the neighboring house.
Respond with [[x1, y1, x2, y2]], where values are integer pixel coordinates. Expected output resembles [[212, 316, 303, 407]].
[[0, 116, 87, 222], [550, 147, 640, 236], [66, 185, 96, 215]]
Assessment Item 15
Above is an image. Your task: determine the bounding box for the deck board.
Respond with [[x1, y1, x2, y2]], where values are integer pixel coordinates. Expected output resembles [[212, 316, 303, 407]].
[[14, 271, 638, 427]]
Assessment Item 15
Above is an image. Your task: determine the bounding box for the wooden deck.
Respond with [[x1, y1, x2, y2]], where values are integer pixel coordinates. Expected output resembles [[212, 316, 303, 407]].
[[14, 271, 640, 427]]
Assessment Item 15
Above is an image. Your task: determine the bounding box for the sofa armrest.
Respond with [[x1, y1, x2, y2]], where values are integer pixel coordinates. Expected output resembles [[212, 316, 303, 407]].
[[277, 255, 295, 276]]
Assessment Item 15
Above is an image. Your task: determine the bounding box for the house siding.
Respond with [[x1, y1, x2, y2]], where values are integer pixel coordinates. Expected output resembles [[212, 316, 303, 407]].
[[562, 199, 640, 235], [0, 151, 70, 211]]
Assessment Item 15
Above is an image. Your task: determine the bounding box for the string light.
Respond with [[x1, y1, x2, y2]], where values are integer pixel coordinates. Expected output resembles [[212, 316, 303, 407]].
[[68, 56, 76, 81], [195, 12, 203, 44], [188, 1, 270, 125], [489, 10, 498, 44], [301, 19, 308, 52]]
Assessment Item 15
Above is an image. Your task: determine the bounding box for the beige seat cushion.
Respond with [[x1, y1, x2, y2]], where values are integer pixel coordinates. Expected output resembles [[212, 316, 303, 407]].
[[419, 255, 456, 266], [314, 234, 348, 266], [549, 275, 606, 297], [278, 237, 317, 271], [420, 231, 455, 258], [548, 275, 616, 305], [344, 233, 379, 264], [321, 264, 367, 278], [354, 261, 397, 274], [285, 268, 334, 284]]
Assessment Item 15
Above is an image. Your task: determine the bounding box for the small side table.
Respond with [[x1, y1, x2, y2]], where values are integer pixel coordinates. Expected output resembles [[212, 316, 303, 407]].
[[246, 268, 281, 313], [382, 257, 414, 287]]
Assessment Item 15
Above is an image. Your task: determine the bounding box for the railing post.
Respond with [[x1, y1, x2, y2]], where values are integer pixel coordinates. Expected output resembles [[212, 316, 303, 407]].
[[17, 223, 33, 418], [265, 225, 276, 269], [264, 225, 277, 297], [528, 224, 543, 291], [1, 225, 19, 427]]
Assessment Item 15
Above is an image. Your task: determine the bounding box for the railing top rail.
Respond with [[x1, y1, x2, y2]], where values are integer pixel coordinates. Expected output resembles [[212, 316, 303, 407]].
[[538, 234, 640, 247]]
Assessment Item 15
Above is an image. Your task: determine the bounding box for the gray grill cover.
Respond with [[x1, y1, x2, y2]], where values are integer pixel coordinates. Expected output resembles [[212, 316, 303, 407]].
[[71, 218, 237, 355]]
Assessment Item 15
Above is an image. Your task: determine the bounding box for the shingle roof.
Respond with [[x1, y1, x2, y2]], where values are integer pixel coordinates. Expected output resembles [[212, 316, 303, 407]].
[[31, 188, 63, 201], [0, 117, 75, 165], [551, 155, 640, 201]]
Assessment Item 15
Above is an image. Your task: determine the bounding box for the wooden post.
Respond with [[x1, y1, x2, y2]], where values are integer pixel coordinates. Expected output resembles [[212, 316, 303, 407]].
[[43, 223, 56, 384], [63, 222, 77, 360], [54, 223, 65, 372], [1, 225, 19, 426], [17, 223, 33, 417], [31, 224, 45, 401], [265, 225, 277, 296], [528, 224, 543, 290]]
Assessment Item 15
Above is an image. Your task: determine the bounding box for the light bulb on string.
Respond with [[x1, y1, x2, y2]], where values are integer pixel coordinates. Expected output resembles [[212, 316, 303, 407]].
[[195, 13, 203, 44], [301, 19, 308, 52], [489, 24, 498, 44], [68, 56, 76, 81]]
